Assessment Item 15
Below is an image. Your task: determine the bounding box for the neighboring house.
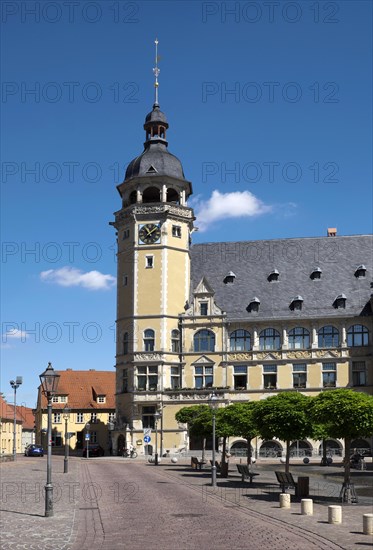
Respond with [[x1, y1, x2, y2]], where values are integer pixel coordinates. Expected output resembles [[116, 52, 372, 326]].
[[18, 406, 36, 449], [0, 394, 23, 455], [110, 97, 373, 457], [34, 370, 115, 455]]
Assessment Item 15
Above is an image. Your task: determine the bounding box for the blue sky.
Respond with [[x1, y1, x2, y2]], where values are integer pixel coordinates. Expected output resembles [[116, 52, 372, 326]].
[[1, 1, 372, 408]]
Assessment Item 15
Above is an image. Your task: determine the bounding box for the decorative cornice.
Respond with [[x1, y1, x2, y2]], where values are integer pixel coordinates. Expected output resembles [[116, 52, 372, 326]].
[[134, 353, 163, 362]]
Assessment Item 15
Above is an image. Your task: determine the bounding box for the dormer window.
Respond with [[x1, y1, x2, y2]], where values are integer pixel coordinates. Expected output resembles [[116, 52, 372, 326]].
[[355, 265, 366, 278], [310, 267, 322, 280], [333, 294, 346, 309], [290, 296, 303, 311], [97, 396, 106, 404], [268, 269, 279, 282], [200, 302, 208, 316], [247, 297, 260, 313], [223, 271, 236, 284]]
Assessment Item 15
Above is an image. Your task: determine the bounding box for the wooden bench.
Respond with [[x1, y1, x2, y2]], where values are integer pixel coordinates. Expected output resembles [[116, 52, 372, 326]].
[[237, 464, 260, 484], [275, 471, 298, 493], [191, 456, 206, 470]]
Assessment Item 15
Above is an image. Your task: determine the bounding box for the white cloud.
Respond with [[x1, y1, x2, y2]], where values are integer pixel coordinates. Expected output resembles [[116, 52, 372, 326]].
[[40, 267, 116, 291], [191, 190, 272, 231], [3, 328, 28, 340]]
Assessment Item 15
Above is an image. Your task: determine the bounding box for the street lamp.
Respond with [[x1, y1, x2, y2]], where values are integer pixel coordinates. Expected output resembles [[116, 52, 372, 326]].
[[208, 392, 219, 488], [85, 423, 90, 459], [9, 377, 23, 460], [63, 404, 71, 474], [154, 410, 161, 465], [39, 362, 60, 517]]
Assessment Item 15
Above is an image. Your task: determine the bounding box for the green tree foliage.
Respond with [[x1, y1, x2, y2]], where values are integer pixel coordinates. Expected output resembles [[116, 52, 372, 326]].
[[175, 405, 211, 461], [310, 389, 373, 484], [223, 402, 259, 464], [252, 392, 313, 472]]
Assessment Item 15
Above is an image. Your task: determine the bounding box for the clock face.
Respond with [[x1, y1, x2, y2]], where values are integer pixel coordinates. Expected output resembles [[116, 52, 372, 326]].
[[138, 223, 161, 244]]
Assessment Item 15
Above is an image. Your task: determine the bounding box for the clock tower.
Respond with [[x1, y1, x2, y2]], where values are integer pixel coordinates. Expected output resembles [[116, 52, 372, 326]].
[[111, 43, 195, 454]]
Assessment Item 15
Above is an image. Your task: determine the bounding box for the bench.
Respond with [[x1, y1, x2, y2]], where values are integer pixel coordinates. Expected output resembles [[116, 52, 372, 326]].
[[237, 464, 260, 484], [275, 471, 298, 493], [191, 456, 206, 470]]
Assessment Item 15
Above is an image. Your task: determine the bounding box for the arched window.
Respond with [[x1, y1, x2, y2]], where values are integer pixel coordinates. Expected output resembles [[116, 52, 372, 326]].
[[142, 186, 160, 203], [171, 329, 180, 353], [143, 329, 155, 352], [123, 332, 129, 355], [318, 326, 339, 348], [193, 329, 215, 352], [288, 327, 310, 349], [347, 325, 369, 347], [166, 188, 179, 203], [259, 328, 281, 350], [230, 329, 251, 351]]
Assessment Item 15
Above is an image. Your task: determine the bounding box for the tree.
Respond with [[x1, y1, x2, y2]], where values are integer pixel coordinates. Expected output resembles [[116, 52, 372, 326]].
[[175, 405, 210, 462], [252, 392, 313, 472], [223, 402, 259, 464], [310, 389, 373, 496]]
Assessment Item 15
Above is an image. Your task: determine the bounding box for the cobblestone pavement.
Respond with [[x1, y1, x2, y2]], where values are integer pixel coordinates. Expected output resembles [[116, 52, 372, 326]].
[[1, 456, 372, 550]]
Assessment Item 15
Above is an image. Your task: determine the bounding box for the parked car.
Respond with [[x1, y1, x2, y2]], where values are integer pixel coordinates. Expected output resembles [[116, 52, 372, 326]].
[[82, 444, 104, 457], [25, 444, 44, 457]]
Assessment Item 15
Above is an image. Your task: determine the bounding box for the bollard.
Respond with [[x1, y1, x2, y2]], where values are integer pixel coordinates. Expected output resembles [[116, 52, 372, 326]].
[[301, 499, 313, 515], [328, 505, 342, 524], [363, 514, 373, 535], [279, 493, 291, 508]]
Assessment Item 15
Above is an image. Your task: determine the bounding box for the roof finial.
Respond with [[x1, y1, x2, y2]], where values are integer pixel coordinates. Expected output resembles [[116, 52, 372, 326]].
[[153, 38, 160, 106]]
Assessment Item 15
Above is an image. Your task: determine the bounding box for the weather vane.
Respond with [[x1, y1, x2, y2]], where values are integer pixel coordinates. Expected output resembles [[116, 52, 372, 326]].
[[153, 38, 160, 105]]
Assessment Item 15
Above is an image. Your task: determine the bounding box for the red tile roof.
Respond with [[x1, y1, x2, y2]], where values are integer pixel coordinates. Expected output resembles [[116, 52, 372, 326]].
[[38, 370, 115, 410], [0, 395, 23, 422], [18, 406, 35, 430]]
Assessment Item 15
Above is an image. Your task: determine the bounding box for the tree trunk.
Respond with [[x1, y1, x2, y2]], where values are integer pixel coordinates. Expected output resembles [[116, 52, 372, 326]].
[[202, 437, 206, 463], [285, 440, 290, 473], [222, 437, 227, 466], [321, 438, 328, 466], [246, 437, 252, 465], [344, 437, 351, 485]]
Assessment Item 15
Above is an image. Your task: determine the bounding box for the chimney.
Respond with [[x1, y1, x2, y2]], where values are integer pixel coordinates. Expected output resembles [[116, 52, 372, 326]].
[[327, 228, 337, 237]]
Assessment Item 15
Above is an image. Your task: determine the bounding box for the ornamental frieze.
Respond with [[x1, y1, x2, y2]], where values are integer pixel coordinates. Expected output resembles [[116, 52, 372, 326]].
[[256, 352, 281, 360], [315, 350, 341, 358], [286, 351, 312, 359], [134, 353, 163, 362], [132, 205, 193, 219], [228, 353, 252, 361]]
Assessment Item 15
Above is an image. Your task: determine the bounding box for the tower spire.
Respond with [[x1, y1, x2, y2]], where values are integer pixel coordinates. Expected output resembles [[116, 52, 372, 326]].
[[153, 38, 160, 106]]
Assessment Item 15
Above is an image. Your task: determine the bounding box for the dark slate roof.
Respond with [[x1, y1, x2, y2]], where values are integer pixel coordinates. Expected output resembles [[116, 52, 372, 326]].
[[125, 142, 185, 181], [190, 235, 373, 321]]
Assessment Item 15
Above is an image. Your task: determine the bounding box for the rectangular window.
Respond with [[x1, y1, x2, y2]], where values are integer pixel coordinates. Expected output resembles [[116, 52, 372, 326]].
[[108, 412, 115, 423], [293, 364, 307, 388], [122, 228, 130, 240], [76, 413, 84, 423], [323, 363, 336, 387], [263, 365, 277, 389], [122, 274, 128, 286], [234, 365, 247, 390], [90, 431, 97, 444], [194, 365, 213, 389], [137, 366, 158, 391], [90, 412, 98, 423], [53, 413, 61, 423], [52, 432, 62, 447], [52, 396, 59, 403], [60, 396, 67, 403], [172, 225, 181, 238], [171, 366, 181, 389], [352, 361, 366, 386], [142, 406, 156, 429], [200, 302, 208, 316], [97, 396, 105, 403], [145, 256, 154, 268]]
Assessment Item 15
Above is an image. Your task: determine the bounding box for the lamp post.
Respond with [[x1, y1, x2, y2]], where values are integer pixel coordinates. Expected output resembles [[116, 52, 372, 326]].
[[39, 362, 60, 517], [154, 411, 161, 465], [9, 377, 23, 460], [63, 404, 71, 474], [208, 392, 218, 488], [85, 423, 90, 459]]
